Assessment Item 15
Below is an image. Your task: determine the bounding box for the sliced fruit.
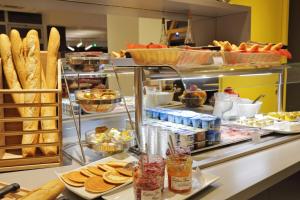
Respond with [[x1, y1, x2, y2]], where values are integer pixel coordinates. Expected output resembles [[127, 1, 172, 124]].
[[87, 166, 105, 176], [65, 171, 88, 183], [84, 176, 115, 193], [102, 171, 132, 184]]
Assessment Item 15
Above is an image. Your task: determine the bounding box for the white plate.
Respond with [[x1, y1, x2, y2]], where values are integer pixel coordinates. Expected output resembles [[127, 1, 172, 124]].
[[102, 170, 219, 200], [57, 153, 138, 200]]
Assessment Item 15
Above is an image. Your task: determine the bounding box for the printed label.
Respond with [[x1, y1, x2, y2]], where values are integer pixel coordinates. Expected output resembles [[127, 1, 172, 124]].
[[213, 56, 224, 65], [141, 188, 162, 200], [171, 176, 192, 191]]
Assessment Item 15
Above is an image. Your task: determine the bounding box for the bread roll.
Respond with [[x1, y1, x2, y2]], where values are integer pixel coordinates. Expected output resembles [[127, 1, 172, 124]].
[[20, 179, 64, 200], [21, 30, 41, 157], [39, 28, 60, 156]]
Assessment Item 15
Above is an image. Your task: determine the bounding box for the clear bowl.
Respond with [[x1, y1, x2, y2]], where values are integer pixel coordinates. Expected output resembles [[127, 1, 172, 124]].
[[85, 129, 134, 155], [75, 89, 122, 113]]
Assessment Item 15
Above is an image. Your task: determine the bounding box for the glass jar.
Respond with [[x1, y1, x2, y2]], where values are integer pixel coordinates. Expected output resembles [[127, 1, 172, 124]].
[[166, 150, 193, 193]]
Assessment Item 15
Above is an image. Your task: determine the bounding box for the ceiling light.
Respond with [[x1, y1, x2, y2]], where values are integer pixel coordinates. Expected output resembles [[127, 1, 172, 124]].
[[76, 42, 83, 48], [85, 44, 93, 51], [67, 46, 75, 51]]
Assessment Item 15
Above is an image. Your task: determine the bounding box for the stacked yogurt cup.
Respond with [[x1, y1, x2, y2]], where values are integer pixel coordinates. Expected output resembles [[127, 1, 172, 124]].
[[145, 108, 222, 147]]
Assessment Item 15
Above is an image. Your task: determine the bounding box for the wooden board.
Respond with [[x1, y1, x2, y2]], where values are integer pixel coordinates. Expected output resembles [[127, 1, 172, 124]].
[[0, 182, 30, 200]]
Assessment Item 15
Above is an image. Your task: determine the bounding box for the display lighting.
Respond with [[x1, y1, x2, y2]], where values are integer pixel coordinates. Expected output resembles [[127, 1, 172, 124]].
[[85, 44, 93, 51], [76, 41, 83, 47], [67, 45, 75, 51]]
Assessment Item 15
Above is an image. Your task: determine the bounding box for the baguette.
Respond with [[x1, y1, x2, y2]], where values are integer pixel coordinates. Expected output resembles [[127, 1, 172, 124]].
[[10, 29, 27, 88], [21, 30, 41, 157], [39, 28, 60, 156], [20, 179, 64, 200], [0, 34, 24, 116], [0, 34, 25, 158]]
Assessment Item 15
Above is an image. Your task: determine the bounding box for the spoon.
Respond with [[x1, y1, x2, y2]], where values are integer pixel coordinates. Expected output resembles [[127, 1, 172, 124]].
[[252, 94, 265, 104]]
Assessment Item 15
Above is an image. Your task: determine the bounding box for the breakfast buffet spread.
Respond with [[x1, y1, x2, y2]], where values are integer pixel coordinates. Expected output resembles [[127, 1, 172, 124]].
[[0, 26, 299, 200]]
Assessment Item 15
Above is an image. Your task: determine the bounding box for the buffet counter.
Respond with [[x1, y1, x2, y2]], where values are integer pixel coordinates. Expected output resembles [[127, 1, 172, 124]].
[[0, 136, 299, 200]]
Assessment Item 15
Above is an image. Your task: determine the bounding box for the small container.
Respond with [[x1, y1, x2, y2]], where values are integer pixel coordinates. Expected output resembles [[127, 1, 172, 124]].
[[146, 109, 153, 118], [214, 117, 222, 130], [194, 141, 206, 149], [174, 114, 183, 124], [206, 130, 215, 145], [195, 131, 206, 142], [201, 117, 215, 130], [214, 130, 221, 144], [191, 117, 202, 128], [167, 113, 176, 123], [133, 154, 166, 200], [152, 109, 160, 119], [159, 112, 169, 121], [167, 148, 193, 193]]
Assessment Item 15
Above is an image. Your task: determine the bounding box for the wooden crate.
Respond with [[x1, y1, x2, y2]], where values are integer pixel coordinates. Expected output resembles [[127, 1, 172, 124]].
[[0, 53, 63, 172]]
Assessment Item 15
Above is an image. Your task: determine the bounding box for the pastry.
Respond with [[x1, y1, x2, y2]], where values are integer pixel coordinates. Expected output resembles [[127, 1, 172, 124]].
[[102, 171, 132, 184], [40, 27, 60, 156], [248, 44, 259, 52], [238, 42, 247, 51], [98, 164, 117, 173], [81, 168, 96, 177], [61, 175, 84, 187], [271, 42, 283, 51], [95, 126, 108, 134], [87, 166, 105, 176], [84, 176, 115, 193], [106, 161, 128, 168], [115, 168, 133, 177], [261, 43, 273, 51], [65, 171, 88, 183], [223, 41, 232, 51]]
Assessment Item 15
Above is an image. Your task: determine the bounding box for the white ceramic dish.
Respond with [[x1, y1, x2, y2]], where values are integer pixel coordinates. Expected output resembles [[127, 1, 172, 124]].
[[102, 169, 219, 200], [263, 121, 300, 134], [57, 153, 138, 200]]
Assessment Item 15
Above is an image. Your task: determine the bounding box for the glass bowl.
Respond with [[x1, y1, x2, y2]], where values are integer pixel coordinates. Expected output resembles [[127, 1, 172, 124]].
[[75, 89, 122, 113]]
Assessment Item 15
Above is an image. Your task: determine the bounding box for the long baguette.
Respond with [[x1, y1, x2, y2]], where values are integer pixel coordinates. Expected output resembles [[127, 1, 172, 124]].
[[20, 179, 64, 200], [0, 34, 24, 116], [10, 29, 27, 88], [21, 30, 41, 157], [39, 28, 60, 156]]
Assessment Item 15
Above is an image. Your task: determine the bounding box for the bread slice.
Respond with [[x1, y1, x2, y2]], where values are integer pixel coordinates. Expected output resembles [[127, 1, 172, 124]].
[[39, 27, 60, 156], [21, 30, 41, 157]]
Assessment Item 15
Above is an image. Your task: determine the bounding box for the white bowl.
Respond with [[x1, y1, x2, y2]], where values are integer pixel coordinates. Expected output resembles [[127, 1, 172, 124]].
[[237, 101, 262, 118], [144, 91, 174, 108]]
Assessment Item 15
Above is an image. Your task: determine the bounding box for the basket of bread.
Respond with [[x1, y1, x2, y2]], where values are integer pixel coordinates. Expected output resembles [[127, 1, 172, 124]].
[[75, 89, 122, 113], [0, 27, 62, 172]]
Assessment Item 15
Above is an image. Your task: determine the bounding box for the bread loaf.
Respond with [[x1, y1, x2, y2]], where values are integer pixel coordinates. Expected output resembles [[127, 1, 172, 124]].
[[39, 27, 60, 156], [21, 30, 41, 157], [20, 179, 64, 200], [10, 29, 27, 88], [0, 34, 24, 116]]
